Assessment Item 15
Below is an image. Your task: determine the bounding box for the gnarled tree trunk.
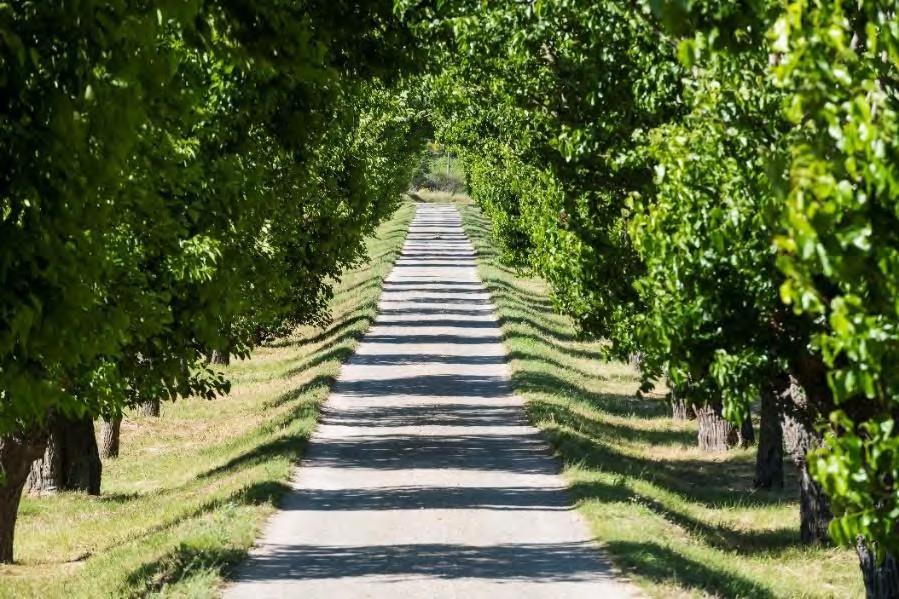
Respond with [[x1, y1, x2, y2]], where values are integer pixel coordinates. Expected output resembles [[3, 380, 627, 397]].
[[782, 359, 835, 545], [25, 427, 62, 493], [0, 428, 49, 563], [754, 385, 784, 489], [210, 349, 230, 365], [100, 417, 122, 459], [138, 398, 160, 417], [27, 415, 101, 496], [667, 378, 694, 421], [857, 540, 899, 599], [671, 397, 691, 420], [783, 412, 831, 544], [694, 404, 739, 451]]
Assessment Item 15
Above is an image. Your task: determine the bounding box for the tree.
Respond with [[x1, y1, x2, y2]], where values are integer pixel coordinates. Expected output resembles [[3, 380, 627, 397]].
[[0, 0, 428, 563], [773, 0, 899, 592], [432, 0, 681, 360], [426, 0, 888, 590]]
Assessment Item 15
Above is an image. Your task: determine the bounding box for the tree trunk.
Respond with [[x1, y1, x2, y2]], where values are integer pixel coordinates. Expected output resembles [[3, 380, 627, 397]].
[[0, 428, 49, 563], [100, 417, 122, 459], [667, 377, 695, 421], [138, 398, 160, 417], [210, 350, 229, 365], [783, 412, 831, 544], [694, 404, 739, 451], [797, 463, 832, 544], [25, 426, 62, 493], [857, 540, 899, 599], [27, 415, 101, 496], [60, 416, 101, 494], [754, 386, 784, 489], [671, 397, 690, 420], [739, 414, 755, 447]]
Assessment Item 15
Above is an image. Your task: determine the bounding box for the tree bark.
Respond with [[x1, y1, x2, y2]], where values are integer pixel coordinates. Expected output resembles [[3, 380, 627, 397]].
[[694, 404, 739, 451], [739, 413, 755, 447], [138, 398, 160, 417], [210, 349, 230, 365], [668, 379, 694, 420], [25, 426, 62, 493], [754, 385, 784, 489], [857, 540, 899, 599], [60, 416, 101, 494], [27, 415, 101, 496], [783, 411, 831, 544], [671, 397, 690, 420], [0, 428, 49, 563], [100, 417, 122, 459]]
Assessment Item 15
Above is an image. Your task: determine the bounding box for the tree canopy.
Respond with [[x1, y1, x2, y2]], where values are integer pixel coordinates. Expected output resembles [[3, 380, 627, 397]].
[[424, 0, 899, 590], [2, 0, 898, 593], [0, 0, 428, 562]]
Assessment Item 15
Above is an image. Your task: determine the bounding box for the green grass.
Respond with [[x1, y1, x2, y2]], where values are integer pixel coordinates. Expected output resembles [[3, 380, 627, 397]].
[[0, 202, 415, 599], [459, 204, 863, 599]]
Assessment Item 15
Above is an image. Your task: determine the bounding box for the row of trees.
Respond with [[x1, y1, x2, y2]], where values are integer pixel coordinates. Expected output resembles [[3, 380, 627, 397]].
[[425, 1, 898, 596], [0, 1, 429, 563]]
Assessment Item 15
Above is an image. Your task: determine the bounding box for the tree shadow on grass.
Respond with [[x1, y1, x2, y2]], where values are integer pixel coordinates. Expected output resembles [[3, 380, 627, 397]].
[[569, 478, 798, 557], [486, 280, 555, 308], [498, 313, 578, 343], [544, 424, 796, 510], [100, 491, 144, 504], [365, 236, 409, 263], [330, 276, 381, 300], [120, 481, 293, 596], [283, 331, 365, 379], [267, 313, 376, 379], [497, 314, 604, 362], [53, 479, 293, 569], [506, 348, 596, 380], [514, 370, 667, 419], [268, 304, 376, 351], [527, 399, 692, 447], [296, 313, 373, 347], [262, 373, 336, 411], [198, 411, 316, 481], [604, 540, 777, 598]]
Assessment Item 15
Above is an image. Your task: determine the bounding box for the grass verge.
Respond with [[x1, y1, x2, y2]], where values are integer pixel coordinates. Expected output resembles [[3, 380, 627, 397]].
[[459, 203, 862, 599], [406, 189, 472, 205], [0, 201, 415, 598]]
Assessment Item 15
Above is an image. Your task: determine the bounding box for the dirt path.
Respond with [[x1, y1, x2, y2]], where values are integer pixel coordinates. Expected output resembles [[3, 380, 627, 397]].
[[224, 204, 637, 598]]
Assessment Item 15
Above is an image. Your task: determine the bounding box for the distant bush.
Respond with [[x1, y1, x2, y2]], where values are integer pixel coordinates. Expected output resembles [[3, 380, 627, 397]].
[[411, 171, 466, 194], [410, 144, 467, 194]]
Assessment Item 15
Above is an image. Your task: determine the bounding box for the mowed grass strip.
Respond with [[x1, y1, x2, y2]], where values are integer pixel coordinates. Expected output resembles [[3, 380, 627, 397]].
[[0, 202, 415, 599], [460, 204, 862, 599], [405, 189, 472, 205]]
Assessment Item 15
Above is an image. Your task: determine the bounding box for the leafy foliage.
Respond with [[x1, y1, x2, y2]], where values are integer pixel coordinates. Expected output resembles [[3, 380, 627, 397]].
[[426, 0, 899, 566], [431, 0, 680, 357], [773, 0, 899, 553], [3, 0, 899, 580], [0, 2, 427, 433]]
